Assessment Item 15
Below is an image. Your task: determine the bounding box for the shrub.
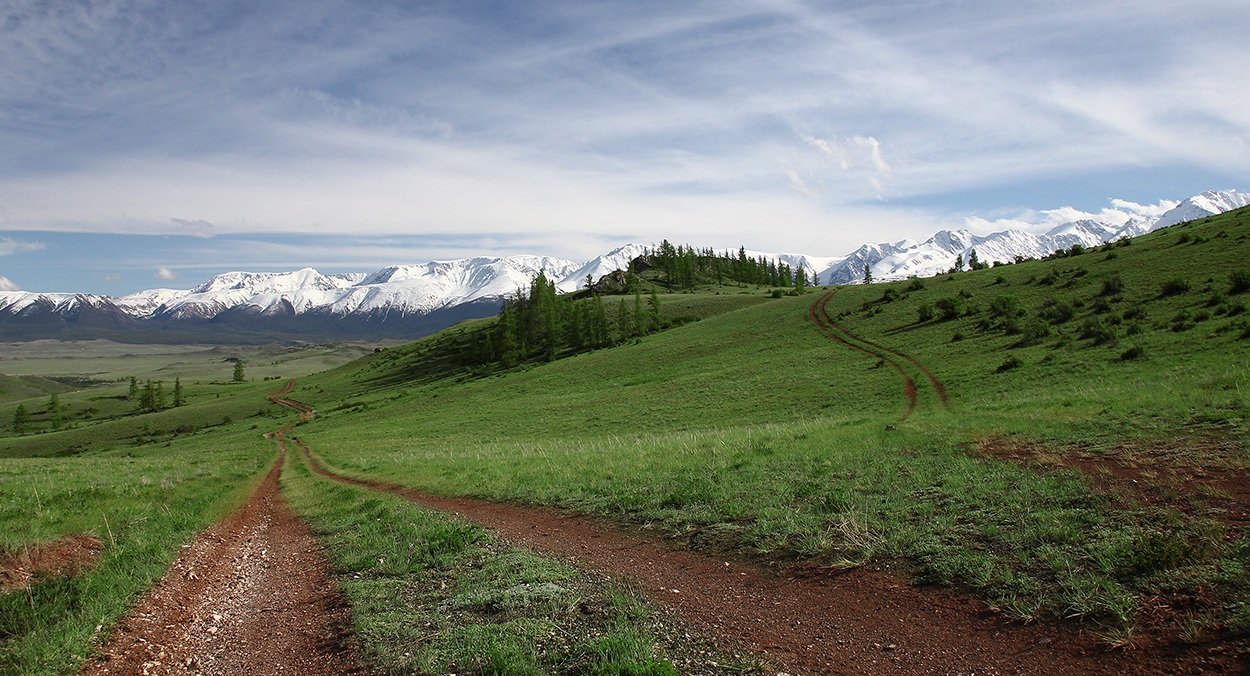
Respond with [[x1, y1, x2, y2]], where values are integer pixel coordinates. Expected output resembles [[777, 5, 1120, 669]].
[[1017, 318, 1052, 345], [916, 304, 935, 323], [1120, 345, 1147, 361], [905, 277, 924, 292], [996, 355, 1023, 373], [935, 297, 965, 321], [1090, 298, 1113, 315], [1038, 299, 1075, 324], [1080, 317, 1118, 345], [1230, 269, 1250, 294], [1100, 274, 1125, 297], [1159, 278, 1191, 297], [988, 295, 1024, 319], [880, 288, 902, 303]]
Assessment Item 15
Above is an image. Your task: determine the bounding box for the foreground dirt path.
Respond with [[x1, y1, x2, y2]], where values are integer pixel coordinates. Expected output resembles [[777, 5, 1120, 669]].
[[289, 435, 1239, 675], [83, 442, 360, 675]]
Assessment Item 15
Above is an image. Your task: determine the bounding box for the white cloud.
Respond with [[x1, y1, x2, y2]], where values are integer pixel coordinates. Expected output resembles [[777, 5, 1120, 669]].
[[102, 273, 123, 282], [0, 236, 45, 256], [154, 267, 179, 281], [961, 196, 1182, 235], [171, 218, 215, 238], [0, 275, 20, 291]]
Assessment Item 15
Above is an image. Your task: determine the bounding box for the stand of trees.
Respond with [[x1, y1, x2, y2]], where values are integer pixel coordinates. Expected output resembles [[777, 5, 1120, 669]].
[[485, 272, 662, 368], [647, 240, 814, 291]]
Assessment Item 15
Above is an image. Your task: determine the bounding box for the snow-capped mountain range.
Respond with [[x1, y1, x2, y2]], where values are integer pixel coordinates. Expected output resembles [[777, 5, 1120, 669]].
[[1, 190, 1246, 342]]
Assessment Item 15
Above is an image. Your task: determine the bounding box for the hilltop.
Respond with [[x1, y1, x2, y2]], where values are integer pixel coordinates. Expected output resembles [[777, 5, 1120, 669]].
[[2, 189, 1245, 343], [2, 204, 1249, 673]]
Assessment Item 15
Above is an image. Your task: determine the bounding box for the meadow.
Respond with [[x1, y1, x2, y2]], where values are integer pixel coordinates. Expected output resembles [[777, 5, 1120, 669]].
[[1, 206, 1248, 671]]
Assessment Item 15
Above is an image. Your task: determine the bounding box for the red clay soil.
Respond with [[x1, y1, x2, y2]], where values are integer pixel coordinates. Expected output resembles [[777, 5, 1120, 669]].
[[290, 435, 1245, 675], [814, 290, 949, 407], [809, 293, 919, 421], [267, 379, 314, 421], [0, 533, 104, 594], [82, 443, 360, 676]]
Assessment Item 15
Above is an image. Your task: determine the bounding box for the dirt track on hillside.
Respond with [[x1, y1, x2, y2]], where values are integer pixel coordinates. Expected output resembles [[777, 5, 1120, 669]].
[[82, 441, 360, 675], [808, 291, 950, 421], [284, 425, 1243, 674]]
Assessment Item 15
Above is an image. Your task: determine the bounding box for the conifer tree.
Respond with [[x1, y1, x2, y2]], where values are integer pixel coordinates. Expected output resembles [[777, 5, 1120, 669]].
[[173, 377, 185, 407], [128, 376, 139, 401], [863, 262, 873, 285], [796, 264, 807, 293], [647, 289, 661, 333], [47, 393, 63, 430], [13, 404, 30, 435], [232, 359, 246, 383], [617, 298, 631, 342]]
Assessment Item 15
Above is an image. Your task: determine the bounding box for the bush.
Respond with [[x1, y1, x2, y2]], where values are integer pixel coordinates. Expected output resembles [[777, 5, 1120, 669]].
[[905, 277, 925, 292], [935, 297, 965, 321], [1100, 274, 1125, 297], [1159, 278, 1191, 297], [916, 304, 935, 323], [988, 295, 1024, 319], [1017, 318, 1052, 345], [1038, 299, 1075, 325], [881, 288, 902, 303], [1230, 269, 1250, 294], [1080, 317, 1118, 345], [995, 355, 1023, 373], [1120, 345, 1147, 361]]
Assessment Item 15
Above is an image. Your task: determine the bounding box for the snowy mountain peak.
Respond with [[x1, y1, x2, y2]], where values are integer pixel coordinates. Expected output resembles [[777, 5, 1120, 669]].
[[2, 188, 1245, 336]]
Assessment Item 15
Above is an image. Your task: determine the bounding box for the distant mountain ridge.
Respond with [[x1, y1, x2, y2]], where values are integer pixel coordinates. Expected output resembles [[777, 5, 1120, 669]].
[[1, 190, 1245, 343]]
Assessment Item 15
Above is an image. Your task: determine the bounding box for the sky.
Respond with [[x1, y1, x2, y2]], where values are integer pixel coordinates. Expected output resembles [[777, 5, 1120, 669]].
[[1, 0, 1248, 295]]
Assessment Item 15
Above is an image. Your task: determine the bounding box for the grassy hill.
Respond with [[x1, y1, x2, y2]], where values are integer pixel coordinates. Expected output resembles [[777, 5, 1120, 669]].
[[1, 205, 1248, 670]]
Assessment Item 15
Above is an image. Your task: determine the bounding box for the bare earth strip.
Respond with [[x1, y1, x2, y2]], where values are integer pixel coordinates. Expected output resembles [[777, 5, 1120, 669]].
[[287, 434, 1236, 675], [82, 442, 361, 675]]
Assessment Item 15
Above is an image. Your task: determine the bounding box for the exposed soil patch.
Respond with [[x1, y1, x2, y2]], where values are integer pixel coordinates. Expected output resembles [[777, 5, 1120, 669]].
[[82, 444, 361, 675], [977, 436, 1250, 531], [0, 533, 104, 594], [809, 292, 919, 421], [267, 379, 314, 421], [292, 436, 1244, 674]]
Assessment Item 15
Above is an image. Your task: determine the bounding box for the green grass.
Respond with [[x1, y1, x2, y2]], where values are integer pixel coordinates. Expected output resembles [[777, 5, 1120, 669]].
[[3, 207, 1250, 670], [279, 446, 728, 674], [288, 207, 1250, 641], [0, 424, 272, 674]]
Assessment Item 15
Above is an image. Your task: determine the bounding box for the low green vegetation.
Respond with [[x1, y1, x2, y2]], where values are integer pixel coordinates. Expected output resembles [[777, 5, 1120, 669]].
[[0, 426, 270, 673], [280, 446, 739, 674], [2, 207, 1249, 671]]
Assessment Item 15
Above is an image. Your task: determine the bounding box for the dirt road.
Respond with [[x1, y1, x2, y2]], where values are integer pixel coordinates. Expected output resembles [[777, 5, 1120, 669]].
[[82, 442, 359, 675]]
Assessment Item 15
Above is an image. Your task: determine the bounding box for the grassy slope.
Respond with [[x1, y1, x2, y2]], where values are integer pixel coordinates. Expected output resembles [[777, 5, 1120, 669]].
[[291, 207, 1250, 642], [1, 208, 1247, 671]]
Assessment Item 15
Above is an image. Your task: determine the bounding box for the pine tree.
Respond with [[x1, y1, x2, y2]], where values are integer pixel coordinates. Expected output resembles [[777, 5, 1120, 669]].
[[952, 254, 965, 273], [863, 262, 873, 285], [154, 381, 167, 411], [232, 359, 246, 383], [128, 376, 139, 401], [140, 380, 155, 412], [795, 264, 807, 294], [647, 289, 662, 333], [173, 377, 185, 407], [47, 393, 63, 430], [13, 404, 30, 435], [969, 248, 986, 271], [633, 287, 645, 337], [616, 298, 630, 343]]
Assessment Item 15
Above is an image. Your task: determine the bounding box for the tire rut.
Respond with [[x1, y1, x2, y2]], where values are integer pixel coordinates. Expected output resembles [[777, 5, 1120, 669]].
[[808, 290, 950, 420], [282, 427, 1209, 675], [83, 441, 361, 675]]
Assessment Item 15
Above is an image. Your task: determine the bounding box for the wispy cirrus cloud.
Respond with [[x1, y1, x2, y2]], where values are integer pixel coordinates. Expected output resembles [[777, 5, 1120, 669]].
[[0, 0, 1245, 295], [0, 236, 45, 256]]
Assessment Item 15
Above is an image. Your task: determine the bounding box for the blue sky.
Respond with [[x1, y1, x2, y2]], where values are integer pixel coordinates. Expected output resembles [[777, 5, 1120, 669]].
[[1, 0, 1247, 294]]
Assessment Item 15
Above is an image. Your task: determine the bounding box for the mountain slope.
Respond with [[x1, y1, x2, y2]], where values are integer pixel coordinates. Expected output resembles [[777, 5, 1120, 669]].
[[1, 189, 1245, 342]]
